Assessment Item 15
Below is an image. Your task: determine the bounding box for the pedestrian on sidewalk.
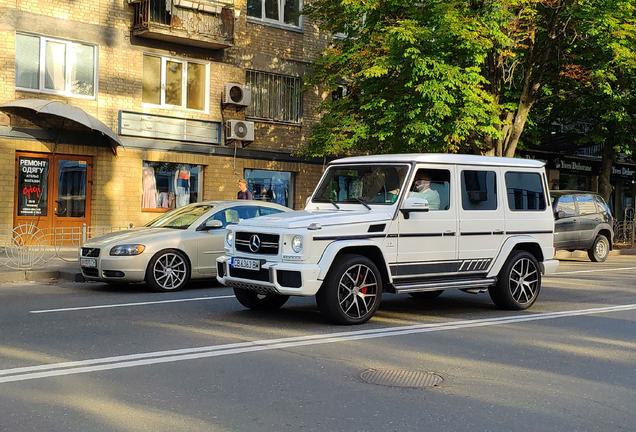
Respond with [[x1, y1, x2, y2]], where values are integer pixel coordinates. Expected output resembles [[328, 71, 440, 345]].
[[237, 178, 253, 200]]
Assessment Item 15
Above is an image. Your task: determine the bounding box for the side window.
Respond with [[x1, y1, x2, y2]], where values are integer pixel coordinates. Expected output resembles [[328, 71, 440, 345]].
[[594, 195, 612, 215], [556, 195, 577, 217], [235, 206, 259, 220], [461, 170, 497, 211], [505, 172, 547, 211], [576, 194, 596, 215], [259, 206, 284, 216], [407, 168, 451, 211]]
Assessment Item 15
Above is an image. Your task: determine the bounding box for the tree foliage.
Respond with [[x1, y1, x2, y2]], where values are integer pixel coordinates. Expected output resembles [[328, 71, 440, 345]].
[[302, 0, 636, 159]]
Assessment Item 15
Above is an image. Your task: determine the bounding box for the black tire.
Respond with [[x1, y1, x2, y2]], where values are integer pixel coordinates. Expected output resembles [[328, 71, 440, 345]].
[[316, 254, 382, 325], [587, 235, 610, 262], [233, 288, 290, 311], [145, 249, 190, 292], [409, 290, 444, 300], [489, 250, 541, 310]]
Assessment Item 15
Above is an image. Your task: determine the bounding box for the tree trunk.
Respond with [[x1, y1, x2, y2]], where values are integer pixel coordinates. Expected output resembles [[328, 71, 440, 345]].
[[598, 133, 615, 203]]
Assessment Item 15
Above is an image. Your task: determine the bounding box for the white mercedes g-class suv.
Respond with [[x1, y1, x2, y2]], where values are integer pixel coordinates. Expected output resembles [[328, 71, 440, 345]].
[[217, 154, 559, 325]]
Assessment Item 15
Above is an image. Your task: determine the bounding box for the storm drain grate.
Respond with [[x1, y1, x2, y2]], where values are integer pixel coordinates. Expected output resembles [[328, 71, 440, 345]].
[[358, 369, 443, 388]]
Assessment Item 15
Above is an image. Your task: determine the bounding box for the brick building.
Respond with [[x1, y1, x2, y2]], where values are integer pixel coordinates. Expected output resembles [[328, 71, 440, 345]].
[[0, 0, 330, 236]]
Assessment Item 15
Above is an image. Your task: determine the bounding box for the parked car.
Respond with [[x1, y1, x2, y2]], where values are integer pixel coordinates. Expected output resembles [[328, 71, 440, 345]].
[[218, 154, 559, 325], [551, 190, 614, 262], [79, 200, 290, 291]]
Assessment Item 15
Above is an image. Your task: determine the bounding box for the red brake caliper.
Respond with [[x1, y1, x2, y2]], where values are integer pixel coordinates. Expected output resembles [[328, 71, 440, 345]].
[[359, 272, 367, 294]]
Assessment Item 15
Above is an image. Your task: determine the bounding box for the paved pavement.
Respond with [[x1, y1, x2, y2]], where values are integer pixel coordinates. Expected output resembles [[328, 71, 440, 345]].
[[1, 246, 635, 285]]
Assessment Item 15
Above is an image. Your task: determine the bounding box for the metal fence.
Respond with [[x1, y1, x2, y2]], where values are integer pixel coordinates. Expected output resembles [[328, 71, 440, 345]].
[[0, 224, 131, 270]]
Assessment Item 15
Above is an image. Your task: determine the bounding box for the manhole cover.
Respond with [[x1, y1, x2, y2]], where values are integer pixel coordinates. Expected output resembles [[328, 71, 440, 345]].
[[358, 369, 443, 388]]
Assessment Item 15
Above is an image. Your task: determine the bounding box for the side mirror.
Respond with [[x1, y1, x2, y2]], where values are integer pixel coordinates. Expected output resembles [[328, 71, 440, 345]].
[[400, 197, 429, 219], [205, 219, 224, 229], [554, 210, 565, 220]]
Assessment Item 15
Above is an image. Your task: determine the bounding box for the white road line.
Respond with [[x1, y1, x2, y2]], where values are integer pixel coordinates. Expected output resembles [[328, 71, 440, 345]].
[[550, 266, 636, 275], [29, 295, 236, 314], [4, 303, 636, 384]]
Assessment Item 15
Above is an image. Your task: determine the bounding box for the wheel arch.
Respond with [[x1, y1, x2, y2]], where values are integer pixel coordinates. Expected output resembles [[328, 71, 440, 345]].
[[317, 242, 391, 290], [487, 237, 545, 278]]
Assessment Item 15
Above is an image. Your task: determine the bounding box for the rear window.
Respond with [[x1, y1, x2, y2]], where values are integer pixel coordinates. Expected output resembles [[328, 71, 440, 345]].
[[576, 194, 596, 215], [505, 172, 547, 211], [593, 195, 612, 216]]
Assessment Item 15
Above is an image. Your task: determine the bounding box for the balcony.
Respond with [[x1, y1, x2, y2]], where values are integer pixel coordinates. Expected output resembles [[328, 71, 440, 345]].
[[131, 0, 234, 49]]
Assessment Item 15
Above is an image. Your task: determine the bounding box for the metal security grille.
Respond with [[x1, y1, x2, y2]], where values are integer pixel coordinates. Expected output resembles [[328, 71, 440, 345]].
[[246, 70, 301, 124]]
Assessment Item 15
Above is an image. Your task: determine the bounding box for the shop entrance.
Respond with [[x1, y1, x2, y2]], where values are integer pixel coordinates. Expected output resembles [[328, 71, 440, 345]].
[[14, 152, 92, 244]]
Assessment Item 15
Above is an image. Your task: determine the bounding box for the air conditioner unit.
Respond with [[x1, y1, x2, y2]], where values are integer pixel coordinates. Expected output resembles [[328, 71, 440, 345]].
[[226, 120, 254, 141], [223, 83, 251, 107]]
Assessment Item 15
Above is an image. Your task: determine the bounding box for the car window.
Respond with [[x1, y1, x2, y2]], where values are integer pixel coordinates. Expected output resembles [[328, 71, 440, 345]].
[[505, 172, 547, 211], [593, 195, 612, 216], [461, 170, 497, 211], [556, 195, 576, 217], [407, 168, 451, 211], [145, 204, 214, 229], [576, 194, 596, 215], [204, 208, 240, 228], [259, 206, 285, 216]]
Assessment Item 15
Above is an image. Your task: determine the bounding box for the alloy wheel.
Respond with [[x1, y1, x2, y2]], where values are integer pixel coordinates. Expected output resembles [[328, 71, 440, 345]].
[[509, 257, 539, 304], [337, 263, 379, 319], [152, 252, 188, 290]]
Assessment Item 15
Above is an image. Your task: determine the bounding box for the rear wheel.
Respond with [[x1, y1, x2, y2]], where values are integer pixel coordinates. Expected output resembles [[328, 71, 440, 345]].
[[316, 255, 382, 325], [489, 251, 540, 310], [233, 288, 290, 311], [587, 235, 609, 262], [409, 290, 444, 300]]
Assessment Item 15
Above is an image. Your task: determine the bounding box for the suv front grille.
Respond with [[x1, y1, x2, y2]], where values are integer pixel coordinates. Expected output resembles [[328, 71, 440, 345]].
[[81, 247, 100, 257], [235, 232, 279, 255]]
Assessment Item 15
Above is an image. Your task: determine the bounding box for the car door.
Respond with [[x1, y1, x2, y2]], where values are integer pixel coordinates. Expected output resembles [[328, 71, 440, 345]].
[[195, 206, 244, 276], [553, 194, 580, 249], [575, 194, 599, 247], [396, 165, 458, 281], [458, 167, 505, 265]]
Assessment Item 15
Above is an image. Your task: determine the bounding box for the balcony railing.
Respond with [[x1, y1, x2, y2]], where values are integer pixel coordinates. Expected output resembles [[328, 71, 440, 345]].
[[131, 0, 234, 49]]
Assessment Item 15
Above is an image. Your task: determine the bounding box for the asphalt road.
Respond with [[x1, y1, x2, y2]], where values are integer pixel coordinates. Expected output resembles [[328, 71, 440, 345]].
[[0, 256, 634, 432]]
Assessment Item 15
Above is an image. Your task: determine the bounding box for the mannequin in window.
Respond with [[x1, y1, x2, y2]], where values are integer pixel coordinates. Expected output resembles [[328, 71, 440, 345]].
[[142, 166, 157, 209]]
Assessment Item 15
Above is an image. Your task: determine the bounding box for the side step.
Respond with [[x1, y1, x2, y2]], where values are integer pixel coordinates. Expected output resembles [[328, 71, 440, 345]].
[[393, 278, 497, 295]]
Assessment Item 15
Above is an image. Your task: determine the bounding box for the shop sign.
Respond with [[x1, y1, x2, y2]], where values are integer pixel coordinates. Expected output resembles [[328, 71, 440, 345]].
[[17, 156, 48, 216], [550, 157, 598, 174], [611, 165, 636, 179]]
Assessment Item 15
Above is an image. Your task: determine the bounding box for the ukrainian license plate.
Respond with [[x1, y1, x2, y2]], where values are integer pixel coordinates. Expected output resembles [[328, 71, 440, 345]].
[[231, 258, 260, 271], [80, 258, 97, 268]]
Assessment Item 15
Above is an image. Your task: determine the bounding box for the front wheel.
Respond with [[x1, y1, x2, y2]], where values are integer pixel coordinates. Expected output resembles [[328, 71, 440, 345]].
[[145, 249, 190, 292], [316, 254, 382, 325], [233, 288, 290, 311], [489, 251, 541, 310], [588, 235, 610, 262]]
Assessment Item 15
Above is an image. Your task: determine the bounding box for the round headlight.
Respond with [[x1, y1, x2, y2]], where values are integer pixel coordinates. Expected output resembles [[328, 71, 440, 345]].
[[226, 230, 234, 246], [291, 235, 303, 253]]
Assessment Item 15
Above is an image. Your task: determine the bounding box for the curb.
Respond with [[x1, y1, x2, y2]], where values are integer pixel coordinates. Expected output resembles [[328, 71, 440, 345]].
[[0, 270, 85, 283]]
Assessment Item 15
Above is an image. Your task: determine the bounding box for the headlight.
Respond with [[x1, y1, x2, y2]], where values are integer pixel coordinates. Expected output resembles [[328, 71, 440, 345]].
[[110, 244, 145, 256], [226, 230, 234, 247], [291, 235, 303, 253]]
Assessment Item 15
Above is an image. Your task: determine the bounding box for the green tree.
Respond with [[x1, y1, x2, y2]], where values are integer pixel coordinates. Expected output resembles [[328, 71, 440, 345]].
[[302, 0, 636, 159]]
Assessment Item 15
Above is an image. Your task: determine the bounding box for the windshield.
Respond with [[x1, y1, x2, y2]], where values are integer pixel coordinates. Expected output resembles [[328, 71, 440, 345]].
[[313, 164, 409, 205], [144, 205, 214, 229]]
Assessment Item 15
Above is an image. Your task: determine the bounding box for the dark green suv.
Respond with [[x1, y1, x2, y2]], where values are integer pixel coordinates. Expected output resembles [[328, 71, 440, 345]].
[[551, 190, 614, 262]]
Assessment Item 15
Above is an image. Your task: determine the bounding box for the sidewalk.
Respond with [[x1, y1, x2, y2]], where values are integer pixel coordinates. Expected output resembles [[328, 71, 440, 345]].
[[1, 246, 635, 285]]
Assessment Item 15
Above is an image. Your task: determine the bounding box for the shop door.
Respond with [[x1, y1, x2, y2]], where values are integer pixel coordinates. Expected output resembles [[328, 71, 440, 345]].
[[14, 153, 92, 242]]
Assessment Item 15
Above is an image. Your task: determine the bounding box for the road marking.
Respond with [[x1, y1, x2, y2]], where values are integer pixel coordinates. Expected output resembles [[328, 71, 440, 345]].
[[551, 266, 636, 275], [5, 303, 636, 384], [29, 295, 236, 314]]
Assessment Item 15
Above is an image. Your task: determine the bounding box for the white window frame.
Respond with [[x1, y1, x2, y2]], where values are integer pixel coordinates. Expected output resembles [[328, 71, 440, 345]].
[[15, 33, 98, 99], [247, 0, 303, 29], [142, 54, 210, 113]]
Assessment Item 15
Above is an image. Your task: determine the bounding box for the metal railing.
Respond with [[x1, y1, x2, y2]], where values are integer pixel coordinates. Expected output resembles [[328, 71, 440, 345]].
[[0, 224, 131, 270]]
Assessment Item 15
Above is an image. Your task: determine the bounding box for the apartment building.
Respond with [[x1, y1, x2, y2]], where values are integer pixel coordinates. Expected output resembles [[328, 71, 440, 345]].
[[0, 0, 330, 236]]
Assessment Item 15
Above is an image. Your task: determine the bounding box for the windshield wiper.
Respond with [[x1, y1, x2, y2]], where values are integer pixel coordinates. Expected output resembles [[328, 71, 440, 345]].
[[346, 198, 372, 210], [313, 196, 340, 209]]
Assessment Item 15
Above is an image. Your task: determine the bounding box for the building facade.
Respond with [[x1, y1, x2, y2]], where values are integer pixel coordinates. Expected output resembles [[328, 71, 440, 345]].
[[0, 0, 330, 237]]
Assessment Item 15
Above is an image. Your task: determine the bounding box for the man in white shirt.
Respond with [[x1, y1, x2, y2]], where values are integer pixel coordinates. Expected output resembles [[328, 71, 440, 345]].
[[408, 173, 440, 210]]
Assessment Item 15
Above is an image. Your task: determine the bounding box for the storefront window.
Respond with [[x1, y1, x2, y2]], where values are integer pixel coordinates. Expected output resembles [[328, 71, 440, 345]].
[[244, 169, 293, 208], [142, 162, 204, 211], [559, 174, 589, 191]]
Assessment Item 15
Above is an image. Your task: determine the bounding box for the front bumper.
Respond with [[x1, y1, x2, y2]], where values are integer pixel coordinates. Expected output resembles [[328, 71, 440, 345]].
[[216, 255, 322, 296], [79, 254, 149, 283]]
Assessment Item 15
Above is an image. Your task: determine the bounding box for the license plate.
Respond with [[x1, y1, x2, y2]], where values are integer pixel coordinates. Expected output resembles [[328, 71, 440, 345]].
[[231, 258, 260, 271], [81, 258, 97, 268]]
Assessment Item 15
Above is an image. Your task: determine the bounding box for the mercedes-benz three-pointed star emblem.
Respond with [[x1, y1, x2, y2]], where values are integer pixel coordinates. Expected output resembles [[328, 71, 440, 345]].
[[249, 234, 261, 252]]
